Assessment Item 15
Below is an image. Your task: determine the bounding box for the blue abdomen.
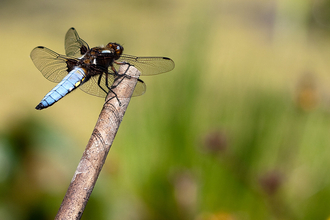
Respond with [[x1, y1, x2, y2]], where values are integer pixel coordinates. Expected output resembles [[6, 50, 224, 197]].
[[36, 67, 86, 110]]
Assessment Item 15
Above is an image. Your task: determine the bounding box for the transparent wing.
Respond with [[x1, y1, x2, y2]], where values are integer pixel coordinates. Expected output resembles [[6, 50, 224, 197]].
[[65, 27, 90, 58], [114, 55, 175, 76], [79, 74, 146, 98], [132, 79, 146, 97], [79, 74, 114, 98], [30, 46, 77, 83]]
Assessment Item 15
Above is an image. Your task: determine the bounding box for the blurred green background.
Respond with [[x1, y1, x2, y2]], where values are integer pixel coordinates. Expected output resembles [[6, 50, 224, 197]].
[[1, 0, 330, 219]]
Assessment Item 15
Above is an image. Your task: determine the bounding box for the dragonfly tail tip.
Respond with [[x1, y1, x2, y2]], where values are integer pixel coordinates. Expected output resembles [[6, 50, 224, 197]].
[[35, 103, 44, 110]]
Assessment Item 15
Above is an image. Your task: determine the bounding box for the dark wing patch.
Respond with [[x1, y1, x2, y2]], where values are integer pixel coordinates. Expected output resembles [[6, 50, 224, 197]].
[[65, 27, 90, 58], [30, 46, 77, 83]]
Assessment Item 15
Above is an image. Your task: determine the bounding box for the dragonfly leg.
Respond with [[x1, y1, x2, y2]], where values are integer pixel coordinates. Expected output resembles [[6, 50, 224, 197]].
[[96, 73, 108, 95], [112, 64, 133, 89], [113, 61, 133, 79], [104, 72, 121, 106], [95, 73, 121, 106], [114, 60, 130, 66]]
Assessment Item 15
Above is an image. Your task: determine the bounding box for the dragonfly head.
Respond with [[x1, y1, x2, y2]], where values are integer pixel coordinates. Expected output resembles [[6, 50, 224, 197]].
[[105, 43, 123, 60]]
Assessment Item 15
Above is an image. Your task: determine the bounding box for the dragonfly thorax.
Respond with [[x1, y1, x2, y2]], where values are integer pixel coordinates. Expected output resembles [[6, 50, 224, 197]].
[[78, 47, 115, 69]]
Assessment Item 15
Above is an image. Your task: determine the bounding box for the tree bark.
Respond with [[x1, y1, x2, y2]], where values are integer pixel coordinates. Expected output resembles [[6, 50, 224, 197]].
[[55, 65, 140, 220]]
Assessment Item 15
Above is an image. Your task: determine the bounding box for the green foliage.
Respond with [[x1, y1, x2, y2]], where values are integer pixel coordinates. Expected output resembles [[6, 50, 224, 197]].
[[2, 0, 330, 219]]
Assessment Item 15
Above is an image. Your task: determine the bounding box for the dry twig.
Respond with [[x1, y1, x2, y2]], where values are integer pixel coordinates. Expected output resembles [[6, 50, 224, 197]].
[[55, 65, 140, 220]]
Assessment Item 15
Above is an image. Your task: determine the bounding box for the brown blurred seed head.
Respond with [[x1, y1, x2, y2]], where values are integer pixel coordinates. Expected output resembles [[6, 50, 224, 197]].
[[259, 170, 283, 195], [202, 130, 228, 154]]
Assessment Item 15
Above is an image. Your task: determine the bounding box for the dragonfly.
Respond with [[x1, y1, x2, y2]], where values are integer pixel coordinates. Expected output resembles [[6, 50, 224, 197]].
[[30, 27, 175, 110]]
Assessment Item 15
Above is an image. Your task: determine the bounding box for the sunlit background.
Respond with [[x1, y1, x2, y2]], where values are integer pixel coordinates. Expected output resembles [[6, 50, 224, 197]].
[[1, 0, 330, 219]]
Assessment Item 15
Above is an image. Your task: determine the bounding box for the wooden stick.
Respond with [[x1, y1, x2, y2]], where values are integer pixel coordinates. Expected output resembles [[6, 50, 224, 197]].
[[55, 65, 140, 220]]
